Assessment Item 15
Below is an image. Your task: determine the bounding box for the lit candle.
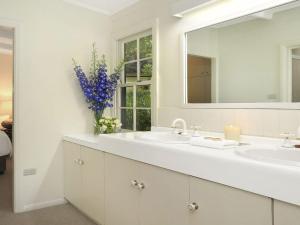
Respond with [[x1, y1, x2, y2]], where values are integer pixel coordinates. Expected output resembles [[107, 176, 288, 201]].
[[224, 125, 241, 141]]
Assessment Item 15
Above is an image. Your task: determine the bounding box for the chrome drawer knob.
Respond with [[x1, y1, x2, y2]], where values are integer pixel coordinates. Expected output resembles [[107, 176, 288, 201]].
[[131, 180, 138, 187], [188, 202, 199, 212], [137, 182, 145, 190], [78, 160, 84, 165]]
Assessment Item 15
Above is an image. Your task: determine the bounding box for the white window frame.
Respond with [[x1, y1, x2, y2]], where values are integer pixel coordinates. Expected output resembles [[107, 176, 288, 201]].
[[116, 30, 154, 131]]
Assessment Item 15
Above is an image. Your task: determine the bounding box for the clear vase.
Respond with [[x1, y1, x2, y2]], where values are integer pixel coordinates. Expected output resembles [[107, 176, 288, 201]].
[[94, 110, 104, 135]]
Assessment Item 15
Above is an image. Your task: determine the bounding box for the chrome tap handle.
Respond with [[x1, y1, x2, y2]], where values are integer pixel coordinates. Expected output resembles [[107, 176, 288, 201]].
[[188, 202, 199, 212], [191, 125, 201, 137], [280, 133, 295, 148]]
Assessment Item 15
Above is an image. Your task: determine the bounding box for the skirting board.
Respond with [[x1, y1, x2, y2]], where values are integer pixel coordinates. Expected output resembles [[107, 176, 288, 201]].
[[22, 198, 67, 212]]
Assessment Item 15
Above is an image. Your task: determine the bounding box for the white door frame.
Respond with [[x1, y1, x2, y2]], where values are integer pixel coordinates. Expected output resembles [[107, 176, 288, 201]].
[[280, 42, 300, 102], [0, 18, 21, 213]]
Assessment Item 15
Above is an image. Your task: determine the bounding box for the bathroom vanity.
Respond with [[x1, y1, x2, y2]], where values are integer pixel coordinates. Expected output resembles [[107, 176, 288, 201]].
[[63, 131, 300, 225]]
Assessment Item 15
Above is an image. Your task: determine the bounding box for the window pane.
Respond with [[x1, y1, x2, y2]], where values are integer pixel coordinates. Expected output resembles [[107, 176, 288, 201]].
[[121, 87, 133, 107], [136, 85, 151, 108], [124, 40, 137, 62], [139, 35, 152, 59], [136, 109, 151, 131], [121, 109, 133, 130], [125, 62, 137, 83], [140, 59, 152, 81]]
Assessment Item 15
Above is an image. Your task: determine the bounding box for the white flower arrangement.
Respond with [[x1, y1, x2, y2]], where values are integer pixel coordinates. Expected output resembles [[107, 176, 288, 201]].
[[98, 117, 122, 134]]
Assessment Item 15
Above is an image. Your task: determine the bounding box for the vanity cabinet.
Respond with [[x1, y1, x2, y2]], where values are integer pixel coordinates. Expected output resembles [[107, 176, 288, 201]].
[[138, 159, 190, 225], [64, 141, 105, 225], [105, 153, 190, 225], [64, 141, 81, 208], [189, 177, 272, 225], [64, 141, 282, 225], [104, 153, 272, 225], [104, 153, 140, 225], [274, 200, 300, 225]]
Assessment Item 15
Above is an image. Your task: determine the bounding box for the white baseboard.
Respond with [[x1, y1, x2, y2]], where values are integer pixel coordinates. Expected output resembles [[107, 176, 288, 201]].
[[23, 198, 67, 212]]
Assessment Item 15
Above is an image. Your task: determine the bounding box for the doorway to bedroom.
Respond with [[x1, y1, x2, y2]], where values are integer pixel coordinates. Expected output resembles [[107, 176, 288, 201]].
[[0, 25, 14, 213]]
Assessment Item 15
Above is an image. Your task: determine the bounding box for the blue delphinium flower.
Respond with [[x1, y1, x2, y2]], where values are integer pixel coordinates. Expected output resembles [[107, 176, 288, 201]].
[[72, 55, 122, 115], [72, 44, 123, 135]]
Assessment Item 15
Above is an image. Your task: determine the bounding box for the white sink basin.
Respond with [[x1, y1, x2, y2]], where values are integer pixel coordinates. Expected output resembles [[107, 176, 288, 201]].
[[134, 132, 190, 144], [236, 147, 300, 167]]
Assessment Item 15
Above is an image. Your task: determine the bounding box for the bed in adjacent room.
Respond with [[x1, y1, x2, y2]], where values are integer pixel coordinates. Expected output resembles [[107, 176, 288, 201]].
[[0, 130, 12, 174]]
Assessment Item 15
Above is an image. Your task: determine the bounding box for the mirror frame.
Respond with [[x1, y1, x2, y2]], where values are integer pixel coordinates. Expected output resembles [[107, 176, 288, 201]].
[[180, 0, 300, 109]]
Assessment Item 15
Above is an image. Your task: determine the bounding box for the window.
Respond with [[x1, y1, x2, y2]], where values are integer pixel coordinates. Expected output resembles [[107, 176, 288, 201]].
[[117, 31, 153, 131]]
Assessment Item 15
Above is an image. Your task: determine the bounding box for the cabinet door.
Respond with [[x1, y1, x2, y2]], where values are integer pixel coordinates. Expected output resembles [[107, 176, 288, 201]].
[[63, 141, 82, 208], [274, 200, 300, 225], [81, 146, 105, 225], [189, 177, 272, 225], [105, 153, 140, 225], [140, 163, 190, 225]]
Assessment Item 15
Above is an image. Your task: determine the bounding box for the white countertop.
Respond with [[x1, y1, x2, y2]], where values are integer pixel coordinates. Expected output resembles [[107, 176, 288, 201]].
[[63, 129, 300, 206]]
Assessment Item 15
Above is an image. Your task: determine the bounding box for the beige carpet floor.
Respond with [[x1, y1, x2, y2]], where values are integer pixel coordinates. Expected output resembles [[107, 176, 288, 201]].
[[0, 159, 97, 225]]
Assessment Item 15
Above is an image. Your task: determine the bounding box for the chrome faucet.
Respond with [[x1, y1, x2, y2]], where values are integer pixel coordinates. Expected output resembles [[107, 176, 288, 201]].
[[171, 118, 188, 135], [280, 133, 295, 148]]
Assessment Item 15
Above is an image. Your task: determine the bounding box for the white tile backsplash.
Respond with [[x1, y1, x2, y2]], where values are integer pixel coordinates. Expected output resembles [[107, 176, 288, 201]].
[[278, 110, 300, 134], [261, 110, 280, 137], [157, 107, 300, 138]]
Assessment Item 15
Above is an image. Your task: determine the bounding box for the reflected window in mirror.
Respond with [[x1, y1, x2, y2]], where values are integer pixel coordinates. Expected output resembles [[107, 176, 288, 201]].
[[185, 1, 300, 104], [292, 48, 300, 102]]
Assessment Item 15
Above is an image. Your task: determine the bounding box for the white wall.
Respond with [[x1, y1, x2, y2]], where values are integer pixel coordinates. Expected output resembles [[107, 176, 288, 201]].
[[112, 0, 300, 138], [0, 53, 13, 97], [187, 28, 218, 58], [218, 6, 300, 103], [0, 53, 13, 118], [0, 0, 112, 212]]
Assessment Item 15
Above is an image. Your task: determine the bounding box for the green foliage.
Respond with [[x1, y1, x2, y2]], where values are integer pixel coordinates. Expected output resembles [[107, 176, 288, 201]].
[[137, 86, 151, 107], [124, 40, 137, 62], [121, 86, 151, 131], [141, 62, 152, 79], [139, 35, 152, 59], [121, 109, 133, 130], [136, 109, 151, 131]]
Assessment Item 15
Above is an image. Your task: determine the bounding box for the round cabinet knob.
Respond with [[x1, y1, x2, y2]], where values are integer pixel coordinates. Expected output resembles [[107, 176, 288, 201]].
[[74, 159, 79, 164], [78, 160, 84, 165], [137, 182, 145, 190], [188, 202, 199, 212], [131, 180, 138, 187]]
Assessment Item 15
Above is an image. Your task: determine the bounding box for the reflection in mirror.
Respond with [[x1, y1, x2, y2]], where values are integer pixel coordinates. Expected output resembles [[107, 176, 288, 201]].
[[186, 1, 300, 104], [293, 48, 300, 102]]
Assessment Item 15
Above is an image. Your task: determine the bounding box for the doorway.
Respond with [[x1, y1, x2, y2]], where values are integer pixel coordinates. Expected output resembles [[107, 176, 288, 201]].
[[0, 25, 14, 213], [187, 54, 212, 103]]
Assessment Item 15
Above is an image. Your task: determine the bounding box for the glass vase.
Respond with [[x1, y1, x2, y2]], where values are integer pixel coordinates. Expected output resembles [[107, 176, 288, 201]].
[[94, 110, 104, 135]]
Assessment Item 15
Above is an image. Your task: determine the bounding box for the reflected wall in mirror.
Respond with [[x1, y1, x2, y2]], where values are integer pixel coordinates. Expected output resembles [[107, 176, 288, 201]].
[[186, 1, 300, 104]]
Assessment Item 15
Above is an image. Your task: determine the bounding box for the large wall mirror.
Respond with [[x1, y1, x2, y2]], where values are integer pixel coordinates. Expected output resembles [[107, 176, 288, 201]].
[[185, 1, 300, 107]]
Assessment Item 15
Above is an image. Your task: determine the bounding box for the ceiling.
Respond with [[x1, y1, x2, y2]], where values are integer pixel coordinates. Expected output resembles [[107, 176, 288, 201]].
[[64, 0, 140, 15]]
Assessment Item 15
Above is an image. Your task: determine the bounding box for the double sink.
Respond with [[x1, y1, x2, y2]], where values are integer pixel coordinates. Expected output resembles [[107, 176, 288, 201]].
[[134, 131, 300, 168]]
